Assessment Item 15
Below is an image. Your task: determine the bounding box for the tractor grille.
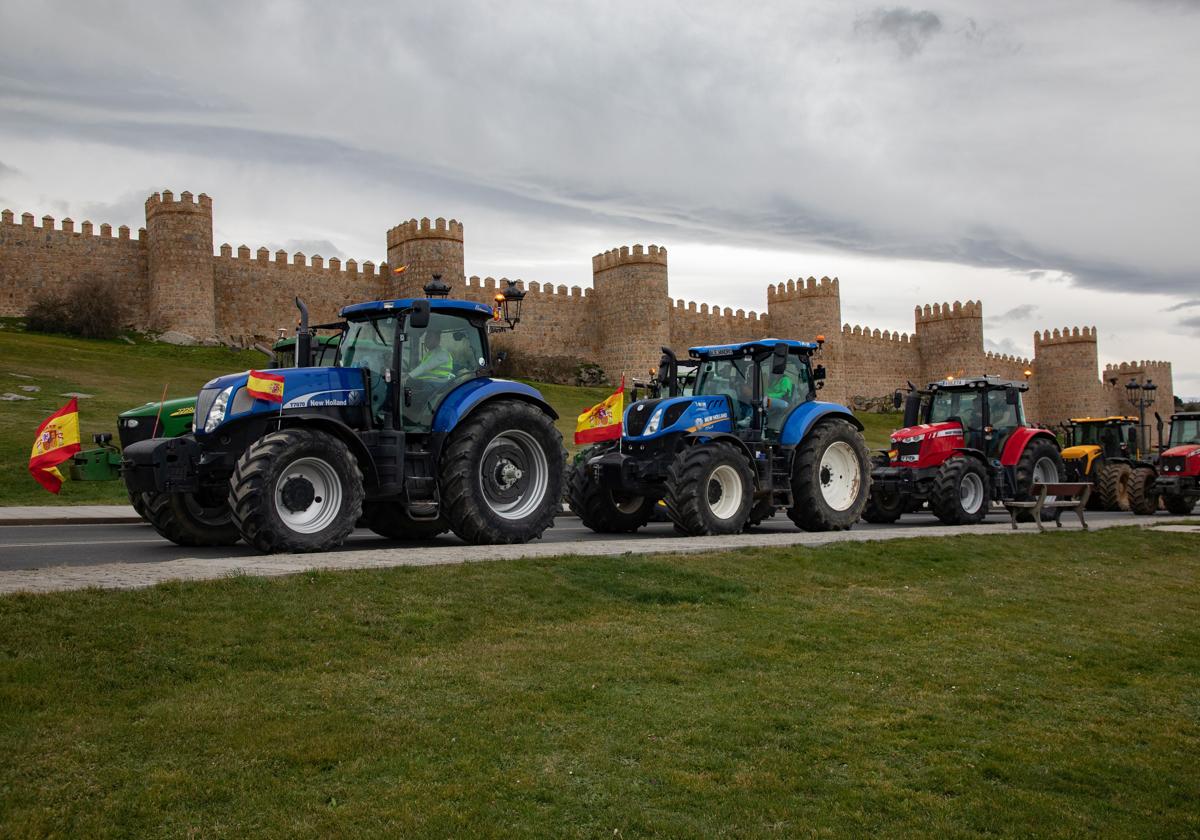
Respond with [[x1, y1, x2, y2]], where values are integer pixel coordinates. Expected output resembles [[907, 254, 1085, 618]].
[[195, 388, 219, 432], [625, 399, 663, 437], [896, 440, 922, 462], [117, 417, 159, 449], [1160, 455, 1187, 474]]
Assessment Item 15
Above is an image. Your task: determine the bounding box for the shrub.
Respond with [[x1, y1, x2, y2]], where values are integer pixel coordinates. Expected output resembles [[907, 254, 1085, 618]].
[[25, 278, 124, 340]]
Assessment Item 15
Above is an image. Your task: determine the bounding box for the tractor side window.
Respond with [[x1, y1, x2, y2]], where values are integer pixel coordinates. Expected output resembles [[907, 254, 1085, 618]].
[[987, 390, 1020, 432], [764, 355, 811, 438], [401, 313, 487, 432], [340, 316, 399, 423]]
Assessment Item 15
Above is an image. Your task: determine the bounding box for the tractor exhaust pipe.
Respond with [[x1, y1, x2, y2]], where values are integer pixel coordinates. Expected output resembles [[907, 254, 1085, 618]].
[[657, 347, 679, 397], [294, 296, 311, 368]]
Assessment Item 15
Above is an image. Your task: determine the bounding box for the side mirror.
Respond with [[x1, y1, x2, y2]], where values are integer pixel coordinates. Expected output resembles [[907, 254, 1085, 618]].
[[1006, 388, 1020, 406], [892, 390, 903, 410], [812, 365, 826, 381], [771, 344, 789, 375], [410, 299, 431, 329]]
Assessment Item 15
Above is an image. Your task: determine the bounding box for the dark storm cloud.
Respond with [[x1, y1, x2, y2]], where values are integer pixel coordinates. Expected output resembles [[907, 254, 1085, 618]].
[[1178, 315, 1200, 330], [1166, 299, 1200, 311], [0, 60, 239, 114], [853, 7, 943, 57], [992, 304, 1039, 322]]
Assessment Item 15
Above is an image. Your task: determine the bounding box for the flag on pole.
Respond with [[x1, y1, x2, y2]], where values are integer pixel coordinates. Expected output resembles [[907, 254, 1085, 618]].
[[574, 378, 624, 445], [246, 370, 286, 403], [29, 398, 81, 494]]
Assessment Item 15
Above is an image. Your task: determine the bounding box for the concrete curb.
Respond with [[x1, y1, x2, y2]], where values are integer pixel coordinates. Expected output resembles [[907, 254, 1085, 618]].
[[0, 504, 579, 526]]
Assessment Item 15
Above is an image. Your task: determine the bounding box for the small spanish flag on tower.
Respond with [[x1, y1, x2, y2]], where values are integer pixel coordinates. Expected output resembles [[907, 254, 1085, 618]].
[[575, 378, 624, 445], [246, 370, 286, 402], [29, 398, 81, 494]]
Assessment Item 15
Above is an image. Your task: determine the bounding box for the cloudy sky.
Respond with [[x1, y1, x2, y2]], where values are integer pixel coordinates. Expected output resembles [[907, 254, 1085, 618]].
[[1, 1, 1196, 395]]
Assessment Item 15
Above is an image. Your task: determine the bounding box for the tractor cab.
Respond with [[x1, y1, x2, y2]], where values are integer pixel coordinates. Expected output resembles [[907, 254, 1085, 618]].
[[890, 376, 1028, 468], [1134, 412, 1200, 516]]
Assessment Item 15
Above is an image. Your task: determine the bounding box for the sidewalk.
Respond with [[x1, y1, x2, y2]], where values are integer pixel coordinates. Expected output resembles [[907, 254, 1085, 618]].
[[0, 505, 141, 525]]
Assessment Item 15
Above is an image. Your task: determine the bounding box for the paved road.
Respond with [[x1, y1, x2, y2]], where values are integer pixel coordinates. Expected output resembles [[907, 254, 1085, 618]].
[[0, 509, 1172, 573]]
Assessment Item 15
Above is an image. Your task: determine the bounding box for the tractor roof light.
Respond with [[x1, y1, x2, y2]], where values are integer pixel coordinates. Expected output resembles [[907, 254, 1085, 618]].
[[423, 273, 451, 299], [495, 280, 525, 330]]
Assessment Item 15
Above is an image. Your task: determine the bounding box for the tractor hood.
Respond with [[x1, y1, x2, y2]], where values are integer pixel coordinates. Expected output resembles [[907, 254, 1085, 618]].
[[1162, 444, 1200, 459], [624, 395, 734, 439], [120, 396, 196, 420], [889, 420, 962, 445], [195, 367, 366, 436], [1061, 444, 1101, 462]]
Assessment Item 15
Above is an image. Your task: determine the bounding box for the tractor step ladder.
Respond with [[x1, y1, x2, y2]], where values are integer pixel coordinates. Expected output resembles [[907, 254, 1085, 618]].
[[402, 444, 441, 520], [769, 448, 794, 508]]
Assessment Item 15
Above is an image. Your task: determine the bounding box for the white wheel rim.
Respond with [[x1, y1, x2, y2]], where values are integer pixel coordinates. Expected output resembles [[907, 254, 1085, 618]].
[[274, 456, 343, 534], [480, 429, 550, 521], [1033, 456, 1059, 484], [707, 464, 743, 519], [960, 471, 984, 514], [819, 441, 862, 512]]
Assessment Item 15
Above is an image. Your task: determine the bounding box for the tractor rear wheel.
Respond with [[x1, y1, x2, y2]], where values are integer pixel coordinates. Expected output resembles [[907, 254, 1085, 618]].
[[1129, 467, 1159, 516], [1163, 492, 1196, 516], [362, 502, 448, 540], [229, 428, 364, 553], [141, 488, 241, 547], [1097, 462, 1134, 511], [439, 401, 565, 544], [929, 457, 990, 525], [862, 489, 905, 524], [664, 442, 755, 536], [1013, 437, 1064, 521], [567, 455, 656, 533], [788, 419, 870, 532]]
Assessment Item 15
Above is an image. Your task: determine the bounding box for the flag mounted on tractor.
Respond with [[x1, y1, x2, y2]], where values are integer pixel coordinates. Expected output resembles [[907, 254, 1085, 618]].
[[575, 378, 624, 444], [246, 370, 286, 402], [29, 398, 81, 494]]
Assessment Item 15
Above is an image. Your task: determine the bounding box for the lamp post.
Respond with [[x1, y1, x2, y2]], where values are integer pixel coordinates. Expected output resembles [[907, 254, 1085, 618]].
[[492, 279, 526, 331], [1125, 378, 1157, 455], [423, 273, 451, 299]]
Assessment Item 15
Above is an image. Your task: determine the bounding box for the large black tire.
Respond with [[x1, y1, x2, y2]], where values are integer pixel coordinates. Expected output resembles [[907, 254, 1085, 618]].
[[664, 442, 755, 536], [128, 488, 149, 522], [744, 495, 777, 530], [230, 428, 364, 553], [1097, 462, 1134, 511], [929, 457, 990, 525], [567, 456, 656, 533], [362, 502, 448, 540], [862, 489, 905, 524], [1163, 493, 1196, 516], [788, 419, 871, 532], [1012, 436, 1064, 521], [439, 401, 565, 544], [141, 489, 241, 547], [1129, 467, 1159, 516]]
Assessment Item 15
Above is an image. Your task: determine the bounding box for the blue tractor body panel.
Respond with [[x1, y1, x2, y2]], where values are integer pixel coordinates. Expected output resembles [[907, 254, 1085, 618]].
[[689, 338, 819, 356], [623, 395, 734, 442], [433, 378, 556, 433], [777, 400, 862, 446], [341, 298, 494, 319], [196, 367, 367, 437]]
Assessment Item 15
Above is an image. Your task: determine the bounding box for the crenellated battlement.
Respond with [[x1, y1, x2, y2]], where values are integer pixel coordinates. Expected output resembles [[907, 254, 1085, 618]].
[[842, 323, 912, 344], [463, 276, 590, 299], [1034, 325, 1097, 347], [1103, 360, 1172, 374], [914, 299, 982, 323], [2, 207, 145, 243], [766, 276, 838, 301], [592, 244, 667, 272], [145, 189, 212, 215], [217, 243, 389, 277], [985, 350, 1032, 366], [385, 217, 464, 247]]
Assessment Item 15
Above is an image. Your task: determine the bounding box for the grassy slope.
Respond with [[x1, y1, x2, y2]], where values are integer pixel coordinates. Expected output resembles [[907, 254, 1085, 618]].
[[1, 529, 1197, 836]]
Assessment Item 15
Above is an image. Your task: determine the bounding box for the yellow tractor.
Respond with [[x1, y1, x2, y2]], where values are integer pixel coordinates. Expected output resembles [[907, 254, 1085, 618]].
[[1060, 416, 1142, 510]]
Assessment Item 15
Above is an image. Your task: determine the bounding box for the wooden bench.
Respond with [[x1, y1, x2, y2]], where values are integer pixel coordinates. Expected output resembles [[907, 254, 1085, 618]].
[[1003, 482, 1092, 532]]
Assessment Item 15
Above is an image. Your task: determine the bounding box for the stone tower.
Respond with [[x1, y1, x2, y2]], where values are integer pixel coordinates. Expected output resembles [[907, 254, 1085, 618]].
[[766, 277, 844, 402], [914, 301, 985, 384], [1031, 327, 1104, 426], [145, 190, 216, 339], [592, 245, 670, 383], [385, 217, 465, 298], [1101, 359, 1175, 449]]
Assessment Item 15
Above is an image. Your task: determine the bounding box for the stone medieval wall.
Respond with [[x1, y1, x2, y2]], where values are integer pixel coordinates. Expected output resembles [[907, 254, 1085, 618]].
[[0, 188, 1179, 428]]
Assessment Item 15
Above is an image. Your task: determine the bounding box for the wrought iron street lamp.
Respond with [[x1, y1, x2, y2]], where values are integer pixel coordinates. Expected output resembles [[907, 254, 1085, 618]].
[[423, 273, 451, 299], [492, 279, 525, 330], [1125, 378, 1157, 454]]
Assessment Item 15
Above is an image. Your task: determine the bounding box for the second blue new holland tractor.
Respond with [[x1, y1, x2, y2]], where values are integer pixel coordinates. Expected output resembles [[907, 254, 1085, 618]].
[[569, 340, 871, 534]]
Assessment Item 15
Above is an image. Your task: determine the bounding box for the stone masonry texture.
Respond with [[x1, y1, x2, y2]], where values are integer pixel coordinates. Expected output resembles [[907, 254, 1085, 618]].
[[0, 190, 1178, 444]]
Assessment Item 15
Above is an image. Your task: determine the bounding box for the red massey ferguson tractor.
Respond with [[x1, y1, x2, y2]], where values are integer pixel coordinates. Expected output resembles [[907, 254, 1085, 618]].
[[1129, 411, 1200, 516], [864, 376, 1064, 524]]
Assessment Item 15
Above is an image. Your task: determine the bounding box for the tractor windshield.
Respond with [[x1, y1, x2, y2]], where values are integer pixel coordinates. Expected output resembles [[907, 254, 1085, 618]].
[[694, 357, 758, 427], [340, 316, 398, 422], [1170, 417, 1200, 446], [927, 389, 982, 429]]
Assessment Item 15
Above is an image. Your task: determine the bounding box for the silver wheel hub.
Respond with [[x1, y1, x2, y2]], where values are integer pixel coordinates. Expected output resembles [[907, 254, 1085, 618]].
[[480, 430, 549, 521], [273, 456, 343, 534]]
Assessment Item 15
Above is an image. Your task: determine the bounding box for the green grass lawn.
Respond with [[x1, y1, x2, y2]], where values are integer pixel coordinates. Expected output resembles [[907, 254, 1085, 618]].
[[1, 529, 1197, 836]]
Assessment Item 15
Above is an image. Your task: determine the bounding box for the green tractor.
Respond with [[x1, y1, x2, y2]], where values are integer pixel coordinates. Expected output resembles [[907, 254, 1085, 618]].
[[69, 333, 340, 517]]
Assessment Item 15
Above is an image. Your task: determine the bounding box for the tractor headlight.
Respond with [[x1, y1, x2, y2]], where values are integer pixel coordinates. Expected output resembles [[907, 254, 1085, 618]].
[[644, 407, 665, 436], [203, 386, 234, 434]]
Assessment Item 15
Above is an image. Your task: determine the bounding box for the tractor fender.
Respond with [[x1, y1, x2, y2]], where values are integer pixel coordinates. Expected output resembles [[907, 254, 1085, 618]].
[[432, 378, 557, 435], [683, 431, 756, 464], [778, 401, 862, 447], [950, 446, 988, 463], [999, 427, 1059, 466], [217, 412, 380, 486]]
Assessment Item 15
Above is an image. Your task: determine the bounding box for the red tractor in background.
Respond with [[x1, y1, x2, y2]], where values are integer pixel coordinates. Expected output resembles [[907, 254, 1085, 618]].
[[864, 376, 1064, 524], [1129, 411, 1200, 516]]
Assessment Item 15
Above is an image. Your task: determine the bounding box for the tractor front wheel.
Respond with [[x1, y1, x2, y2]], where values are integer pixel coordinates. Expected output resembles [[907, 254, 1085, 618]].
[[788, 419, 870, 532], [929, 457, 990, 525], [440, 401, 565, 544], [1129, 467, 1159, 516], [362, 502, 448, 540], [664, 442, 755, 536], [1097, 462, 1134, 511], [230, 428, 364, 553], [141, 488, 241, 546], [1163, 492, 1196, 516], [862, 488, 905, 524], [567, 455, 656, 534]]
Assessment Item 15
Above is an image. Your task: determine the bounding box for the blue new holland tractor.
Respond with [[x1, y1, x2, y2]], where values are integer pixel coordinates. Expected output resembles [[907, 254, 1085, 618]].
[[123, 282, 567, 553], [568, 340, 871, 535]]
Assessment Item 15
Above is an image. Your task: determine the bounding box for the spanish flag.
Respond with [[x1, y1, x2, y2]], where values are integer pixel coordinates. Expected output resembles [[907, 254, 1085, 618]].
[[575, 378, 624, 445], [246, 370, 286, 403], [29, 398, 81, 494]]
